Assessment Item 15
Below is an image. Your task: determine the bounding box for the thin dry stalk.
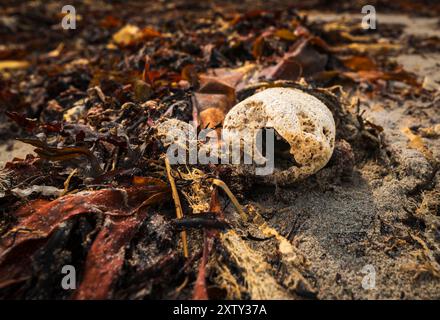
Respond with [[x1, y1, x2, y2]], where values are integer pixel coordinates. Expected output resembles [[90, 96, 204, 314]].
[[165, 157, 189, 258], [211, 178, 247, 222]]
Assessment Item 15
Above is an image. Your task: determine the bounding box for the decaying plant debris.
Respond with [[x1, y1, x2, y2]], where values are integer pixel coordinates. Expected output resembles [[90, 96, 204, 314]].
[[0, 0, 439, 300]]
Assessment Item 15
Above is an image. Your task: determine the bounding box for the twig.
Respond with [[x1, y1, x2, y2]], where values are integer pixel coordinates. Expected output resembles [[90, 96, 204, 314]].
[[174, 276, 189, 296], [211, 178, 247, 222], [62, 168, 78, 196], [165, 157, 189, 258]]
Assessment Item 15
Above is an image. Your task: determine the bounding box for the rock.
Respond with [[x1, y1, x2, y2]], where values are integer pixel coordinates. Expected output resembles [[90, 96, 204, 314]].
[[223, 87, 336, 185]]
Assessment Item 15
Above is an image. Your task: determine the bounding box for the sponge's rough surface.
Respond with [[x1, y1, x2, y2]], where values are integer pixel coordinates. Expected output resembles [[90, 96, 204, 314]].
[[156, 118, 195, 147], [223, 87, 336, 185]]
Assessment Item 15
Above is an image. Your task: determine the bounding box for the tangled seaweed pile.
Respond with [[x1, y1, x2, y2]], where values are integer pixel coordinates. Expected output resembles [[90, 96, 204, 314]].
[[0, 0, 433, 299]]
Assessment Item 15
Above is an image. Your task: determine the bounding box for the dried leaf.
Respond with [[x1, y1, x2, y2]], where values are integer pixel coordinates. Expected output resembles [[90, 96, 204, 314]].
[[112, 25, 161, 47], [181, 64, 199, 88], [112, 24, 142, 46], [5, 111, 37, 133], [0, 185, 169, 290], [341, 56, 377, 71], [334, 42, 401, 54], [74, 211, 148, 299], [274, 29, 297, 41], [252, 35, 264, 59], [343, 67, 419, 86], [260, 39, 327, 80], [0, 60, 29, 70], [10, 185, 63, 198]]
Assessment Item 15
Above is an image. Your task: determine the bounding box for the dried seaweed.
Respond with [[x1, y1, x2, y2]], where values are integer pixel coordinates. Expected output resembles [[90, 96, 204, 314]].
[[0, 0, 437, 300]]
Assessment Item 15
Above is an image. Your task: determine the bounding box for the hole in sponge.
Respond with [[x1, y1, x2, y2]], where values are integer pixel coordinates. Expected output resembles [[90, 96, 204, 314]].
[[256, 127, 301, 170]]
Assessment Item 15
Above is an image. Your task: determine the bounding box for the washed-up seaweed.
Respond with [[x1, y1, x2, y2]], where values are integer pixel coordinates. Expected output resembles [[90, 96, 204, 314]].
[[0, 0, 436, 300]]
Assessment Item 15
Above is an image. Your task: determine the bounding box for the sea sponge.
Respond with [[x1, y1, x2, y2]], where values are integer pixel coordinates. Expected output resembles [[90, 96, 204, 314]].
[[223, 87, 336, 185]]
